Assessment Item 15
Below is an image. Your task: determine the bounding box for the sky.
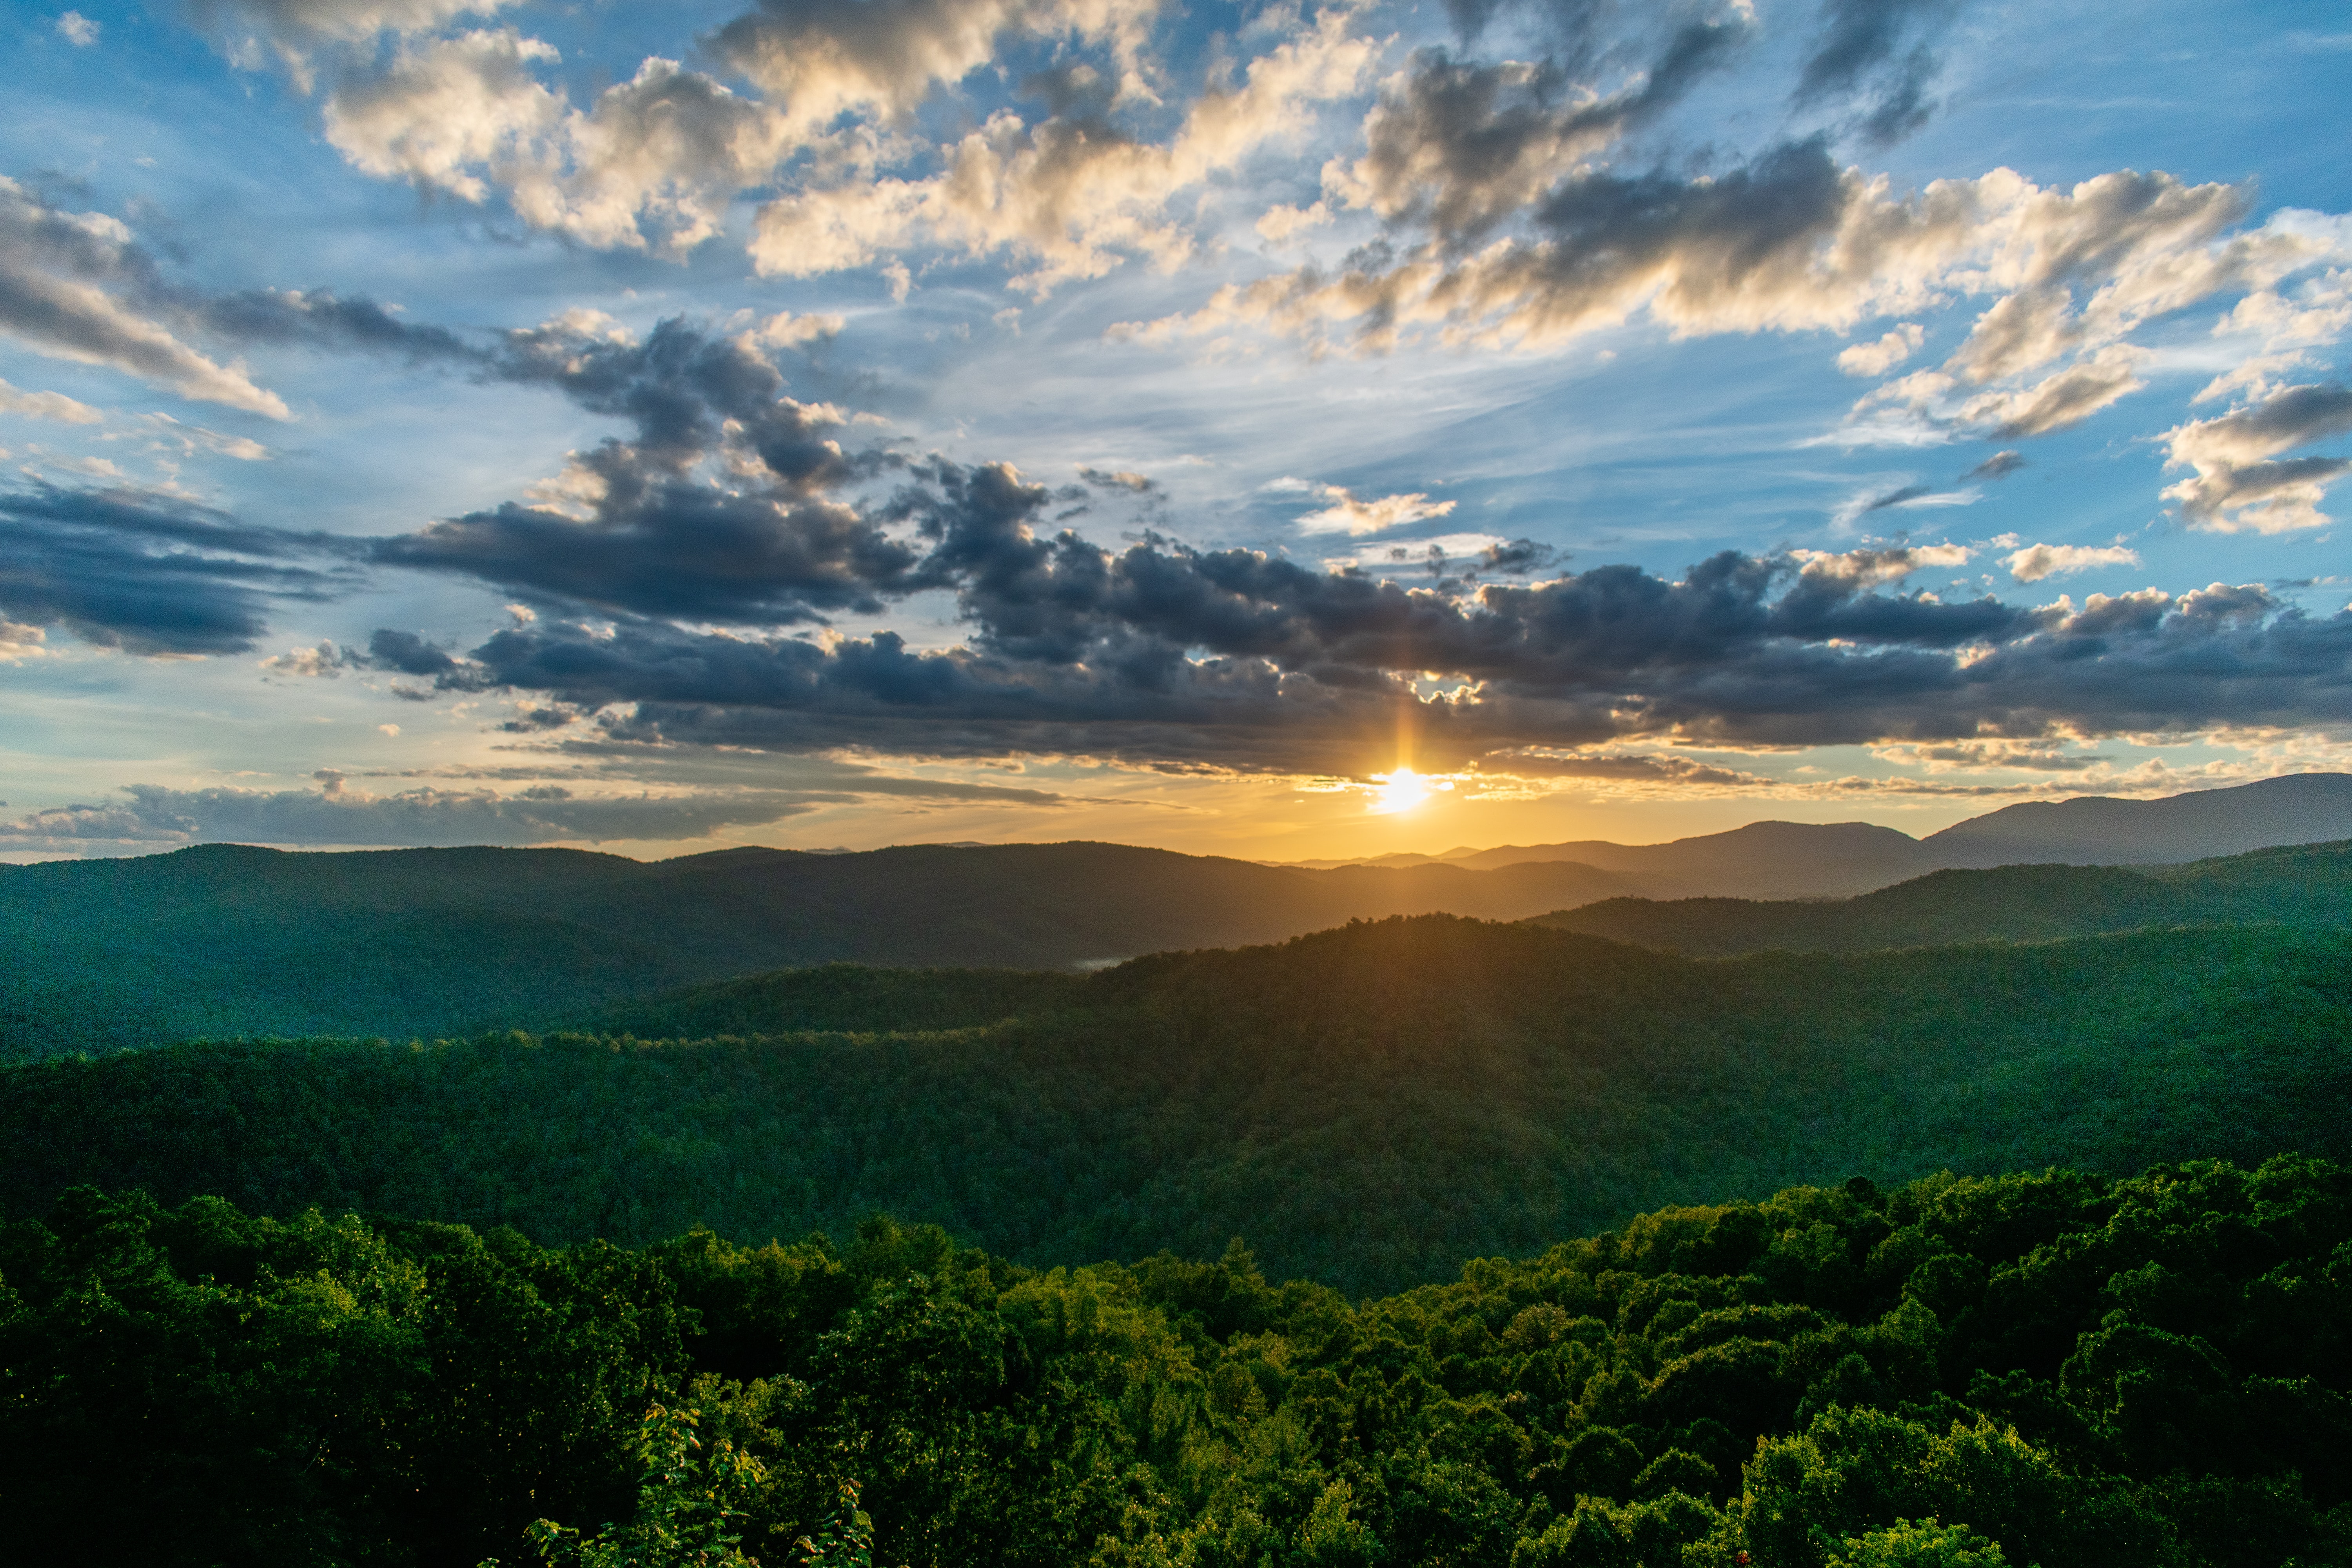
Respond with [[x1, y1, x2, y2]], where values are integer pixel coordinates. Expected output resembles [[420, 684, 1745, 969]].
[[0, 0, 2347, 864]]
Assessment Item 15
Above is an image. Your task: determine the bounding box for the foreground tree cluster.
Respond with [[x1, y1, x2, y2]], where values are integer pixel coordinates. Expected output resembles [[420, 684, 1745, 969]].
[[3, 1157, 2346, 1567]]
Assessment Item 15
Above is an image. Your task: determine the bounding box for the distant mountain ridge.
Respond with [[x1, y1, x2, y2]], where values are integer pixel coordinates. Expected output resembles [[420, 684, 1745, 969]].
[[1921, 772, 2352, 866], [1529, 838, 2352, 956], [0, 840, 1653, 1056], [1287, 774, 2352, 893], [4, 772, 2346, 1056]]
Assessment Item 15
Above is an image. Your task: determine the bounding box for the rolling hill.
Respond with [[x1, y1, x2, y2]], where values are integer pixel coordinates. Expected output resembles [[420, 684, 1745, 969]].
[[1528, 838, 2352, 955], [0, 840, 1651, 1056], [7, 914, 2346, 1294]]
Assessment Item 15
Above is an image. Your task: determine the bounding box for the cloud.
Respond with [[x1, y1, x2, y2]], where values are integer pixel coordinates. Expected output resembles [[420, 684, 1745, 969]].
[[0, 178, 291, 417], [258, 639, 361, 677], [1792, 0, 1962, 146], [363, 481, 2352, 773], [1791, 542, 1970, 584], [0, 779, 822, 849], [706, 0, 1167, 140], [324, 34, 794, 254], [1478, 749, 1775, 788], [373, 315, 920, 622], [0, 621, 47, 661], [2162, 380, 2352, 532], [0, 483, 354, 655], [0, 750, 1083, 851], [1293, 484, 1458, 535], [193, 287, 485, 364], [1078, 466, 1157, 491], [1133, 142, 2338, 481], [327, 307, 2351, 773], [1830, 485, 1974, 526], [1837, 322, 1924, 376], [1964, 449, 2026, 481], [1322, 15, 1750, 252], [0, 377, 101, 423], [746, 2, 1377, 294], [186, 0, 515, 86], [268, 0, 1357, 279], [2005, 543, 2139, 583], [55, 11, 99, 46], [2196, 268, 2352, 405]]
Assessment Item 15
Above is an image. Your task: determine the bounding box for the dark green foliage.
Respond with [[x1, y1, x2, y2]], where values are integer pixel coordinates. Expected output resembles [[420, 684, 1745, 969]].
[[1529, 840, 2352, 956], [0, 841, 1646, 1058], [5, 917, 2348, 1295], [4, 1160, 2347, 1567], [585, 964, 1086, 1038]]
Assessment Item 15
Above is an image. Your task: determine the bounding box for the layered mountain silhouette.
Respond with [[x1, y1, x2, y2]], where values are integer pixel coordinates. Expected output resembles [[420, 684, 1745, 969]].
[[1291, 773, 2352, 894], [1530, 838, 2352, 955], [4, 773, 2346, 1056], [0, 842, 1652, 1054]]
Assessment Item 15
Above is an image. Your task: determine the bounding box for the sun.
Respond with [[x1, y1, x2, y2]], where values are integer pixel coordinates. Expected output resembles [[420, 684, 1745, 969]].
[[1371, 766, 1434, 814]]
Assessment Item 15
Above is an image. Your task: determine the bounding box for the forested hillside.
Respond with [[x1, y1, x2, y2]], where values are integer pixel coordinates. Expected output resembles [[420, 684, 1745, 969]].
[[4, 1160, 2344, 1568], [1530, 840, 2352, 956], [8, 917, 2346, 1292], [0, 842, 1651, 1057]]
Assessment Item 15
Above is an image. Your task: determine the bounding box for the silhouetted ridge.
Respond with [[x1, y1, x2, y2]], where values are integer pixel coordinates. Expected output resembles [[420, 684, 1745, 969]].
[[1528, 838, 2352, 955]]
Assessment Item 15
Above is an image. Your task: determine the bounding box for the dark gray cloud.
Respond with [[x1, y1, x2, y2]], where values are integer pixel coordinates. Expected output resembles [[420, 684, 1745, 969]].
[[1857, 483, 1933, 514], [1793, 0, 1963, 146], [1347, 16, 1750, 252], [1474, 537, 1560, 575], [1964, 450, 2026, 481], [1220, 134, 1872, 356], [374, 316, 917, 622], [193, 287, 486, 364], [0, 483, 356, 655], [367, 502, 2352, 772], [0, 178, 492, 415]]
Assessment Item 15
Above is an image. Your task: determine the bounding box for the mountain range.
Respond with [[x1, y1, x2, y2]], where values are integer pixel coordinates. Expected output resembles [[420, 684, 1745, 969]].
[[1530, 838, 2352, 955], [4, 772, 2348, 1056], [1286, 772, 2352, 892]]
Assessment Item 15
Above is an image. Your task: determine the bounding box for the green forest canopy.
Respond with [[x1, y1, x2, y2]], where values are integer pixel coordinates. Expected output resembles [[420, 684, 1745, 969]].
[[3, 1158, 2343, 1567], [7, 917, 2347, 1294]]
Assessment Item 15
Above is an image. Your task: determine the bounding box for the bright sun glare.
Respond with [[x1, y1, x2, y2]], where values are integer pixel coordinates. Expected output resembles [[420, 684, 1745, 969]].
[[1372, 767, 1435, 814]]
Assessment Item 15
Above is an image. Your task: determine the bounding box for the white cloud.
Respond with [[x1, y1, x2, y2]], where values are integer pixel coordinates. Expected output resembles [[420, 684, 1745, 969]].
[[55, 11, 99, 46], [1793, 543, 1971, 587], [0, 377, 100, 423], [1324, 530, 1510, 570], [2005, 543, 2140, 582], [742, 310, 846, 350], [749, 3, 1376, 293], [188, 0, 516, 87], [324, 33, 798, 254], [1293, 483, 1457, 535], [0, 621, 47, 661], [1257, 200, 1331, 244], [259, 640, 348, 677], [0, 178, 291, 417], [145, 412, 271, 460], [2161, 380, 2352, 533], [1837, 322, 1924, 376]]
